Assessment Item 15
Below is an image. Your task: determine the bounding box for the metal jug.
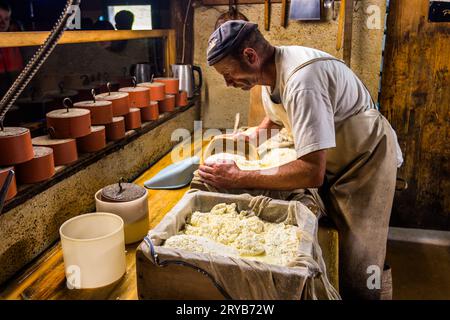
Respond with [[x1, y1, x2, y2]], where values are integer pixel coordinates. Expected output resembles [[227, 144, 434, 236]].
[[130, 63, 156, 84], [171, 64, 202, 98]]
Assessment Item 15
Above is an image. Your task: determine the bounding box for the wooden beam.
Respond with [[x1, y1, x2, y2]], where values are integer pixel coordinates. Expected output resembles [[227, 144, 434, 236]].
[[170, 0, 194, 65], [165, 29, 177, 76], [0, 30, 173, 48], [202, 0, 282, 4], [343, 0, 354, 66]]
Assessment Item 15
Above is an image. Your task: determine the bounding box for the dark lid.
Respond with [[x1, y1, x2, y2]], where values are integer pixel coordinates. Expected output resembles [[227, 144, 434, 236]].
[[101, 181, 146, 202]]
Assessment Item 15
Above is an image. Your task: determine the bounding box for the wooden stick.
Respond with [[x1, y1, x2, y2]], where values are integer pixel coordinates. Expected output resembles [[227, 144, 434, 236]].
[[336, 0, 346, 51], [281, 0, 287, 27], [265, 0, 270, 31], [343, 0, 354, 66]]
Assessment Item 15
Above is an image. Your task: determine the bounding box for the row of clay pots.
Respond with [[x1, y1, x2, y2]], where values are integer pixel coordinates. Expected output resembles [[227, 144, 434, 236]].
[[0, 77, 190, 202]]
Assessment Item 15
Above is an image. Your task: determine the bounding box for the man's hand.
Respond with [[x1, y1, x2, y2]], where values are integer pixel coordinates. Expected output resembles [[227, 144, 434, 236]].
[[198, 160, 243, 189]]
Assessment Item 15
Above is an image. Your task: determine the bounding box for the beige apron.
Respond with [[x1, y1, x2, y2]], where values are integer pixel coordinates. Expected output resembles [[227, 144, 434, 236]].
[[262, 57, 397, 299]]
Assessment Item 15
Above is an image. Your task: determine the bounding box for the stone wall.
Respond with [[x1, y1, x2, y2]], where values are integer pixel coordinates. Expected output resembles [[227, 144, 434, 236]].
[[194, 1, 386, 129]]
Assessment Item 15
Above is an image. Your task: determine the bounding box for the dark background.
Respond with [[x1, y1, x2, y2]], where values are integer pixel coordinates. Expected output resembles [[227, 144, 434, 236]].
[[7, 0, 171, 31]]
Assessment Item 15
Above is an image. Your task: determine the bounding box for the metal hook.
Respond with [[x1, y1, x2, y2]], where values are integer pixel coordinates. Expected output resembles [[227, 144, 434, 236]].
[[118, 177, 126, 193], [107, 82, 112, 96], [63, 97, 73, 113], [132, 76, 137, 88], [47, 126, 56, 138], [91, 88, 96, 103], [150, 74, 154, 83]]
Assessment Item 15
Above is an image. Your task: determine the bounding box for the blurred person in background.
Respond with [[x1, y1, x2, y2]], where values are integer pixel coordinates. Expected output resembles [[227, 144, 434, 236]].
[[114, 10, 134, 30], [0, 0, 24, 96], [110, 11, 135, 52]]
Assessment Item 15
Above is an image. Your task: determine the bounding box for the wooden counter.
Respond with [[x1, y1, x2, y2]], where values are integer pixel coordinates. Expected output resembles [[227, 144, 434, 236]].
[[0, 140, 338, 300]]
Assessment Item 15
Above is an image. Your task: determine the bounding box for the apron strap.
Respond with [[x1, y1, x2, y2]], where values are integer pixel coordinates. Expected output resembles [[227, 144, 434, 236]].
[[284, 57, 376, 107]]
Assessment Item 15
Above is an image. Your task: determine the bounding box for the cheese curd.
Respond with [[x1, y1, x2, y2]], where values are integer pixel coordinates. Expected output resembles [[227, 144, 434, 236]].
[[163, 202, 301, 266]]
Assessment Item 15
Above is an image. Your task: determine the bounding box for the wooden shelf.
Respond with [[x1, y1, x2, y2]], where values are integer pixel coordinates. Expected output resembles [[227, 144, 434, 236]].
[[0, 29, 176, 77], [0, 30, 174, 48]]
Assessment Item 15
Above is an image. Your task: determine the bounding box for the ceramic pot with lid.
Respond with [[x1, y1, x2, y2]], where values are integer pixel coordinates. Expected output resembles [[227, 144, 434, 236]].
[[153, 77, 179, 95], [176, 90, 188, 107], [16, 146, 55, 184], [140, 101, 159, 122], [74, 90, 114, 125], [159, 94, 176, 113], [137, 82, 166, 101], [0, 127, 34, 166], [119, 77, 150, 109], [124, 108, 141, 130], [96, 91, 130, 117], [32, 135, 78, 166], [77, 126, 106, 153], [46, 98, 92, 139], [105, 117, 126, 141], [95, 180, 149, 244]]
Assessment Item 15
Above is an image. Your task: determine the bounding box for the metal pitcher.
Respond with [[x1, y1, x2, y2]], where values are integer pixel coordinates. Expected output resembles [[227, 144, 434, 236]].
[[171, 64, 202, 98], [130, 63, 156, 84]]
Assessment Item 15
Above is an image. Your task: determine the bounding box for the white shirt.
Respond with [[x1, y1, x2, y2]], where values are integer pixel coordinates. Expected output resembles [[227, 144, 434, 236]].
[[263, 46, 377, 159]]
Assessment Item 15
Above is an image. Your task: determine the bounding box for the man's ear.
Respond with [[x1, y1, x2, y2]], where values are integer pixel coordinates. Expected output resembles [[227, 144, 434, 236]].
[[242, 48, 258, 65]]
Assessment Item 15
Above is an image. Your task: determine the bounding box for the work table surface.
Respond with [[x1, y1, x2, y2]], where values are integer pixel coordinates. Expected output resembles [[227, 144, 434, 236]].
[[0, 140, 338, 300], [0, 145, 192, 300]]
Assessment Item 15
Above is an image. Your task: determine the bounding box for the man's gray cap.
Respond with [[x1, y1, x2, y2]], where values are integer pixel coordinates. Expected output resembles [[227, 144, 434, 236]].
[[206, 20, 258, 66]]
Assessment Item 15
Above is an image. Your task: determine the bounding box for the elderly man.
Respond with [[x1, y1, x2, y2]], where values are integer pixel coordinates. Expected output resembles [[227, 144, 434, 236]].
[[199, 20, 402, 300]]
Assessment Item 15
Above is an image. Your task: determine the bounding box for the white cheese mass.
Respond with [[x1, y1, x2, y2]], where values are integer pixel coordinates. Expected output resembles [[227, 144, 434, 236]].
[[163, 203, 301, 266]]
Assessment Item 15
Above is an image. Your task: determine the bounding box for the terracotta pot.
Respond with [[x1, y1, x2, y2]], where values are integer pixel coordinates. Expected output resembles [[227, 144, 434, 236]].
[[137, 82, 166, 101], [46, 108, 92, 139], [159, 94, 176, 113], [140, 101, 159, 122], [74, 100, 113, 125], [0, 127, 34, 166], [16, 146, 55, 184], [119, 87, 150, 109], [0, 167, 17, 201], [32, 135, 78, 166], [77, 126, 106, 153], [153, 77, 179, 95], [176, 90, 188, 107], [96, 92, 130, 117], [125, 108, 142, 130], [105, 116, 126, 141]]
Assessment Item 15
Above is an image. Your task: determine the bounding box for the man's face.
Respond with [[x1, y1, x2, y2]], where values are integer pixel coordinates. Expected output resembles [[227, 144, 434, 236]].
[[213, 51, 261, 91], [0, 8, 11, 32]]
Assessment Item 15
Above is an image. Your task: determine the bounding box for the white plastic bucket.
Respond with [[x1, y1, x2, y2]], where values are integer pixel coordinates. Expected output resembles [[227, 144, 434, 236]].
[[59, 212, 126, 289], [95, 189, 149, 244]]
